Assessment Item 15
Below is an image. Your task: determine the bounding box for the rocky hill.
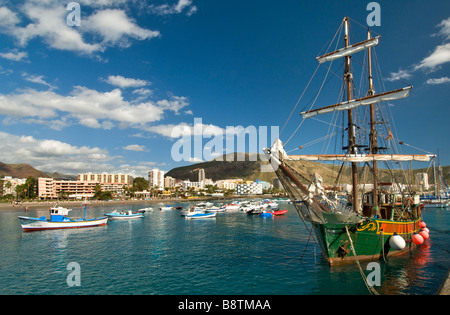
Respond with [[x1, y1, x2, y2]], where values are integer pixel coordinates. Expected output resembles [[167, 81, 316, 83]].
[[0, 162, 48, 179], [166, 153, 450, 186]]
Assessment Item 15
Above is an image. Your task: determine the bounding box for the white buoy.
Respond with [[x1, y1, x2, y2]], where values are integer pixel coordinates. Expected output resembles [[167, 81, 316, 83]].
[[389, 232, 406, 250]]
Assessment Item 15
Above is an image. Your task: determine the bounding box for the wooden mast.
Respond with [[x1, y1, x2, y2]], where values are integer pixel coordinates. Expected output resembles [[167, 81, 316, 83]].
[[367, 29, 380, 216], [344, 17, 360, 213]]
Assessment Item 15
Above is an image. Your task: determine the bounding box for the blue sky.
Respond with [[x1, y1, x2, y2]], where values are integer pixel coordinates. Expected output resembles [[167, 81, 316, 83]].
[[0, 0, 449, 177]]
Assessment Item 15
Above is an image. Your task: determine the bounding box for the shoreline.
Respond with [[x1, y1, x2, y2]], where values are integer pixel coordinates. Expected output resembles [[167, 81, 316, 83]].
[[0, 194, 277, 211]]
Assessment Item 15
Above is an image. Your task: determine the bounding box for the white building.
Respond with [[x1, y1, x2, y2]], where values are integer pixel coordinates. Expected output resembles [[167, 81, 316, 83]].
[[149, 169, 165, 189], [182, 180, 203, 190], [235, 182, 263, 195], [216, 179, 242, 190], [2, 176, 26, 196]]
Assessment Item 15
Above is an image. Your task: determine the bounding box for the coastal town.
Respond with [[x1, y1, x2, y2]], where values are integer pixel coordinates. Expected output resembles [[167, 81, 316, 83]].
[[0, 168, 279, 202]]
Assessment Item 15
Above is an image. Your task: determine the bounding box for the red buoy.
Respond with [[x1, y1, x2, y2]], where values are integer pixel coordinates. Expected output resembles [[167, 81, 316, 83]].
[[419, 230, 430, 240], [423, 227, 430, 234], [419, 222, 427, 229], [412, 233, 424, 245]]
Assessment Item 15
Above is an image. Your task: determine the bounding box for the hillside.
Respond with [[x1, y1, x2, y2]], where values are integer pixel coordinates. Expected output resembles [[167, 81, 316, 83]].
[[166, 154, 450, 186], [0, 162, 49, 179]]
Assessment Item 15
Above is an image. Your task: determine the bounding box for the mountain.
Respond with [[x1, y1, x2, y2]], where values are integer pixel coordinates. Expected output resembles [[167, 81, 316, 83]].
[[0, 162, 49, 179], [166, 153, 450, 186]]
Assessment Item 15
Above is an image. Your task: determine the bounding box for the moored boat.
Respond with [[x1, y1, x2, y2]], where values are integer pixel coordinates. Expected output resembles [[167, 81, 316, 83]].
[[185, 206, 216, 220], [264, 17, 433, 266], [138, 207, 153, 213], [272, 210, 288, 216], [18, 205, 108, 232], [105, 210, 144, 220]]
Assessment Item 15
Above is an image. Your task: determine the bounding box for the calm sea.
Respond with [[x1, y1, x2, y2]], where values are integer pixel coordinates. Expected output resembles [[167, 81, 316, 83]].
[[0, 201, 448, 295]]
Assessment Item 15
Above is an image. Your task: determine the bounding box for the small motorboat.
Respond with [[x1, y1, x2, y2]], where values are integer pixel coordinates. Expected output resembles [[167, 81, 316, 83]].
[[260, 211, 273, 218], [185, 206, 216, 219], [138, 207, 153, 213], [185, 212, 216, 220], [159, 205, 173, 211], [272, 210, 288, 216], [105, 210, 144, 220], [205, 206, 226, 213]]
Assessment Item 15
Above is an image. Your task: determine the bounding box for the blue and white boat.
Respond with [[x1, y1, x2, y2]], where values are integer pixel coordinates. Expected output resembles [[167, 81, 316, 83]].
[[185, 206, 216, 220], [18, 205, 108, 232], [104, 210, 144, 220]]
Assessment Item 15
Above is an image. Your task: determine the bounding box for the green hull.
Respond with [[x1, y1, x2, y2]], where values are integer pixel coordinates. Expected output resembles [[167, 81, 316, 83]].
[[313, 214, 421, 266]]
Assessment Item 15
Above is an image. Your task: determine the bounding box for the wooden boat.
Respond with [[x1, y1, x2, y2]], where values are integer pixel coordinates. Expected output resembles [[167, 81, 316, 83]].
[[105, 210, 144, 220], [18, 205, 108, 232], [264, 17, 433, 266]]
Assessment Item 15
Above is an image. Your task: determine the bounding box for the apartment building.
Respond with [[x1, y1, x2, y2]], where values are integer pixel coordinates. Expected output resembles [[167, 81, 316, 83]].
[[78, 173, 133, 186], [149, 169, 165, 189], [235, 182, 263, 195]]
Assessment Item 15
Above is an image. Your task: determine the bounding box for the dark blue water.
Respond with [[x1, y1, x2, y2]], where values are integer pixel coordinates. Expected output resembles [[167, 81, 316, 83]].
[[0, 201, 448, 295]]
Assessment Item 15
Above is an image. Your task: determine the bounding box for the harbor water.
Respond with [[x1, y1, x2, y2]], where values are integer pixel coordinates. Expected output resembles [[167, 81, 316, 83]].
[[0, 201, 448, 295]]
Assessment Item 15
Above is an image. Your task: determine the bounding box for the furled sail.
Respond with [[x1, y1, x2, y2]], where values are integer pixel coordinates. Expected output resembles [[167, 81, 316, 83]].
[[287, 154, 434, 163], [316, 36, 380, 64], [301, 86, 412, 119]]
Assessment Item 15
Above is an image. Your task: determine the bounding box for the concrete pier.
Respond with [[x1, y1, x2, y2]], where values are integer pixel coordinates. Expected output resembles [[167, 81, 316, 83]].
[[437, 270, 450, 295]]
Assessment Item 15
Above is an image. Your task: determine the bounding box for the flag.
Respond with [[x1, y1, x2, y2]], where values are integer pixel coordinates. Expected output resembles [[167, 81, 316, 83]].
[[386, 129, 394, 140]]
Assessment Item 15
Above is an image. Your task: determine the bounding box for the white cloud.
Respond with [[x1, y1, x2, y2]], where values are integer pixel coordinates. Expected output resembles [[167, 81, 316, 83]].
[[0, 131, 112, 174], [0, 131, 158, 176], [145, 121, 226, 138], [388, 16, 450, 82], [386, 69, 413, 82], [84, 9, 160, 47], [414, 43, 450, 71], [123, 144, 147, 152], [0, 85, 190, 130], [11, 3, 101, 55], [150, 0, 198, 16], [0, 50, 28, 62], [105, 75, 150, 88], [0, 3, 160, 56], [22, 73, 56, 90], [426, 76, 450, 85]]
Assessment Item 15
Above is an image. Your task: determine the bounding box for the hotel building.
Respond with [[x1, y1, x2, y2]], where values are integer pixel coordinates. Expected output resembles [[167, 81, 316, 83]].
[[149, 169, 165, 189]]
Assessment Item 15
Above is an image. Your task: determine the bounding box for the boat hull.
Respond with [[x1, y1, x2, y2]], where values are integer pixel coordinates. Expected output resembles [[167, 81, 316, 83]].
[[19, 216, 108, 232], [105, 214, 144, 220], [313, 217, 421, 266], [185, 213, 216, 220]]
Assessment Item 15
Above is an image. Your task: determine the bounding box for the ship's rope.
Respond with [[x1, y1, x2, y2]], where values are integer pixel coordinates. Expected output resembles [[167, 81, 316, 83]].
[[345, 226, 380, 295]]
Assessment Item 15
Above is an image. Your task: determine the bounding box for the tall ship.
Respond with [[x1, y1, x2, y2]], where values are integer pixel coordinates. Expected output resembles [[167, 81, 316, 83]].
[[264, 17, 434, 266]]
